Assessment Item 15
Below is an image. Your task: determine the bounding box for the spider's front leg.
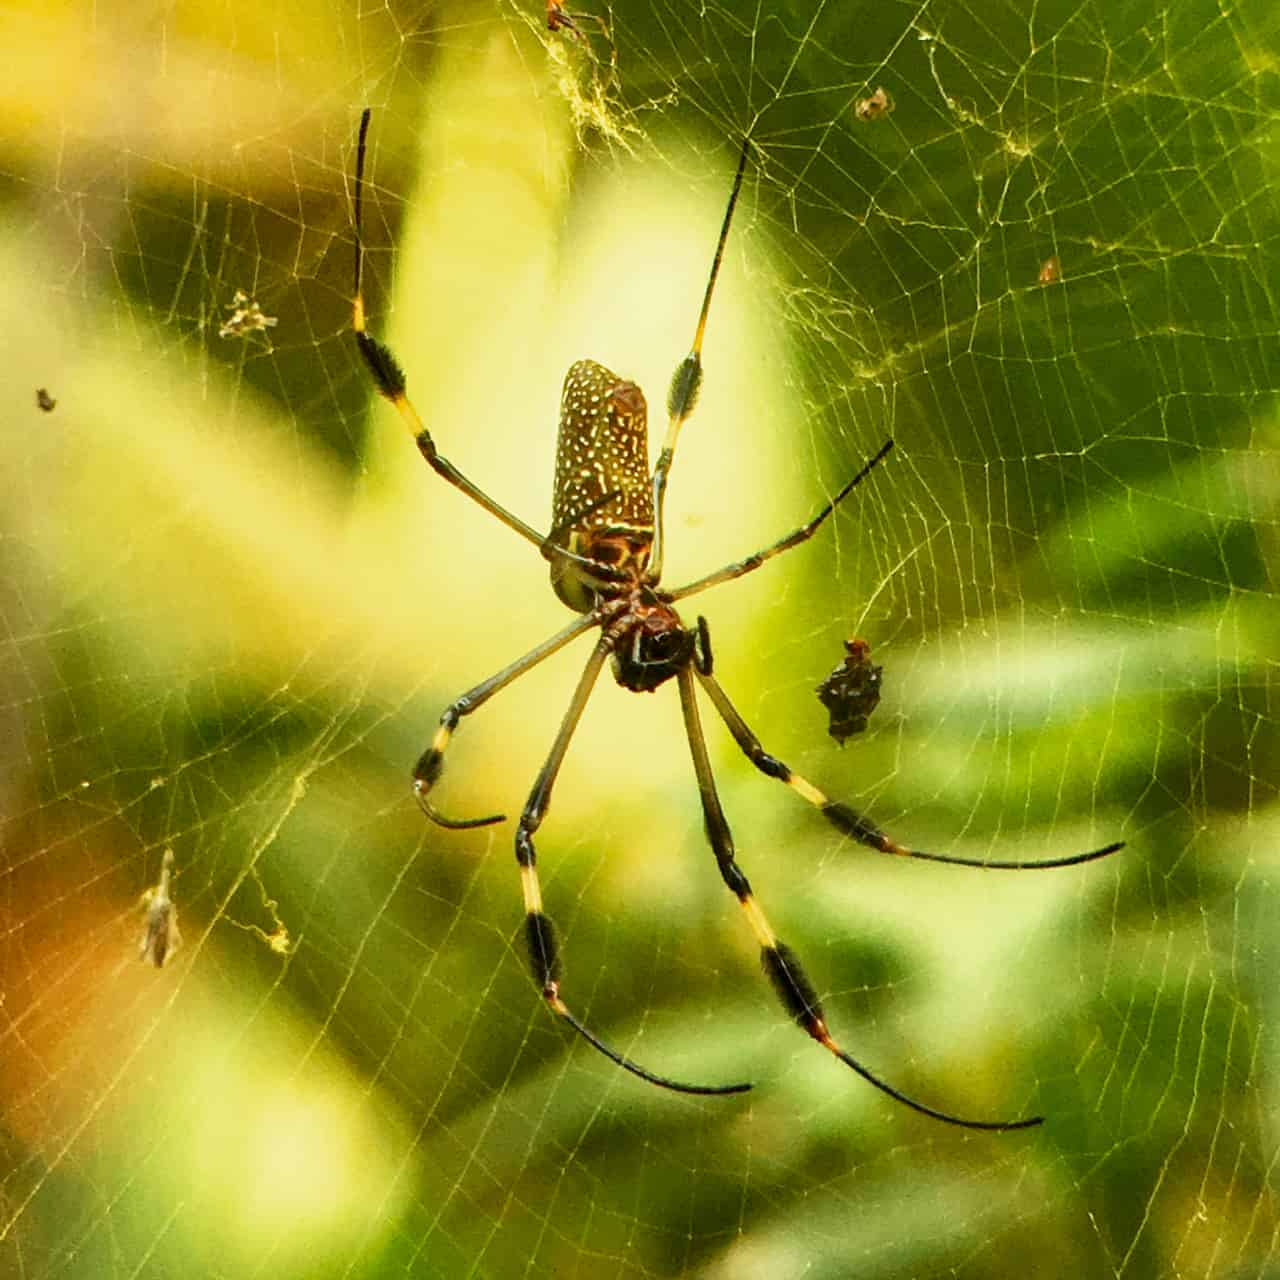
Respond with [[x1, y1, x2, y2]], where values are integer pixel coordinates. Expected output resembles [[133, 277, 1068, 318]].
[[644, 134, 752, 587], [349, 110, 628, 590], [515, 640, 750, 1097]]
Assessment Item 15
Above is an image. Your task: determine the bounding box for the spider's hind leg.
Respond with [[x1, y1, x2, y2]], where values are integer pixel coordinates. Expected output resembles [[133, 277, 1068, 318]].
[[676, 665, 1042, 1131], [515, 641, 750, 1098]]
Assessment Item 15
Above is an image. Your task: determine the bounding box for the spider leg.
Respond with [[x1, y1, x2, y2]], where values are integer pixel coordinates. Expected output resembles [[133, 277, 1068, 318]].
[[518, 640, 751, 1096], [645, 134, 753, 586], [413, 613, 597, 828], [693, 645, 1124, 869], [350, 109, 624, 586], [677, 666, 1040, 1131], [666, 438, 894, 602]]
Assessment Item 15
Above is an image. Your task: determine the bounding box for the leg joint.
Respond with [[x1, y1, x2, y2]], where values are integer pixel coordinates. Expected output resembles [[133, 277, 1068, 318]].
[[355, 332, 405, 399], [667, 353, 703, 420], [753, 750, 790, 781], [515, 823, 537, 867], [762, 941, 825, 1029], [525, 910, 561, 989], [413, 746, 442, 787], [719, 857, 751, 900], [823, 802, 890, 849]]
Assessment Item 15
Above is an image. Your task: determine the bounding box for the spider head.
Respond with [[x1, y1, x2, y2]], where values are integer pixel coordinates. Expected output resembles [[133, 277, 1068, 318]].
[[610, 603, 694, 693]]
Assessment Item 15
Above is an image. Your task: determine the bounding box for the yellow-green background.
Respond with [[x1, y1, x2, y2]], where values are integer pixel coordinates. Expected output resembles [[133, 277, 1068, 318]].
[[1, 1, 1277, 1276]]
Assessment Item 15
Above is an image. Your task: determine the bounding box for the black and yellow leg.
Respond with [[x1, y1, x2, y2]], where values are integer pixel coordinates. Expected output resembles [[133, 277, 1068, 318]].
[[516, 641, 750, 1096], [667, 438, 895, 602], [350, 109, 623, 584], [695, 663, 1124, 870], [677, 666, 1042, 1130], [411, 613, 597, 828], [645, 134, 753, 586]]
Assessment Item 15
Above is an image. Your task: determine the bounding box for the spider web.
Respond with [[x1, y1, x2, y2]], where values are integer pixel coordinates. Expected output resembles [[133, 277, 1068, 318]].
[[2, 1, 1277, 1276]]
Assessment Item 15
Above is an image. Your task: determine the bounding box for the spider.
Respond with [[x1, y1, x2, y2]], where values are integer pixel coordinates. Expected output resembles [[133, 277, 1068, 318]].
[[350, 108, 1124, 1131]]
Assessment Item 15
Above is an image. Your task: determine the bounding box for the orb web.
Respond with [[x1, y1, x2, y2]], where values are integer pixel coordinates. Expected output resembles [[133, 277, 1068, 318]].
[[1, 2, 1276, 1276]]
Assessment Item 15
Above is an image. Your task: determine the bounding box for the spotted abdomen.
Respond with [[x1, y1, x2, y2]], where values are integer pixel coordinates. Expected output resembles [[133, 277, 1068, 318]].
[[549, 359, 655, 611]]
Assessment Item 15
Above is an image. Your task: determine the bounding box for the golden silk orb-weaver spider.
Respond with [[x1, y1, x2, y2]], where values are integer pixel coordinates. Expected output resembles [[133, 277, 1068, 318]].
[[350, 109, 1124, 1130]]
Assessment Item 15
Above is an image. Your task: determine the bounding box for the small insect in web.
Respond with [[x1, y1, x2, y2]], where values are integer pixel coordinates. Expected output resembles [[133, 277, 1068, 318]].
[[545, 0, 616, 82], [816, 637, 883, 745], [350, 109, 1125, 1130], [139, 848, 180, 968], [854, 86, 894, 123], [218, 288, 278, 349], [546, 0, 606, 41], [1039, 255, 1062, 285]]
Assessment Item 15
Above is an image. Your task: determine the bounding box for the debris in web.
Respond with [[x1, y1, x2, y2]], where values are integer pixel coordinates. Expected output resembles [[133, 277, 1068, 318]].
[[546, 0, 608, 43], [218, 288, 278, 349], [816, 638, 883, 745], [139, 848, 181, 968], [854, 87, 894, 123]]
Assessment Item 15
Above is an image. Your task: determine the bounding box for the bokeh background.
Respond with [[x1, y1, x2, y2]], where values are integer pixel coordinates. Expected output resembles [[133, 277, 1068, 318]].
[[1, 1, 1277, 1276]]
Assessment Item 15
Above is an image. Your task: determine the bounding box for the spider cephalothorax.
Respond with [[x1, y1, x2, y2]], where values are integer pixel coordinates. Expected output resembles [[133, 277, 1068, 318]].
[[598, 591, 695, 693], [350, 107, 1124, 1130]]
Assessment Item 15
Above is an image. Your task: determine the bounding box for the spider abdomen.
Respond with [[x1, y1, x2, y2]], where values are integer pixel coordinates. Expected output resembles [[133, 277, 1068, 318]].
[[550, 359, 656, 611]]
